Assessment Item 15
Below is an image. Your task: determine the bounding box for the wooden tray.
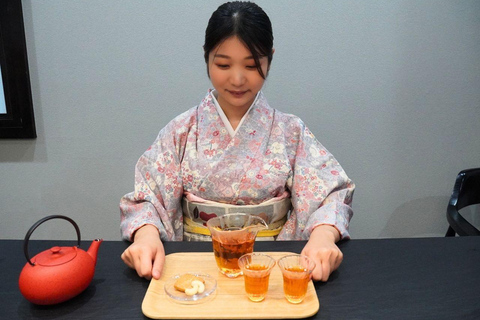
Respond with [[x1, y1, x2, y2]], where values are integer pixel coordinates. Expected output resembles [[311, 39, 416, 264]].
[[142, 251, 319, 319]]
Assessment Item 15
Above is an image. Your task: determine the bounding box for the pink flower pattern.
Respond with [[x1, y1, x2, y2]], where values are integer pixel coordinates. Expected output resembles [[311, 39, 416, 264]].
[[120, 90, 355, 241]]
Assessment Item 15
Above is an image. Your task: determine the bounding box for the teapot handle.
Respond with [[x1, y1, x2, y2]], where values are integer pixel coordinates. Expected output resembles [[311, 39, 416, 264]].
[[24, 215, 81, 266]]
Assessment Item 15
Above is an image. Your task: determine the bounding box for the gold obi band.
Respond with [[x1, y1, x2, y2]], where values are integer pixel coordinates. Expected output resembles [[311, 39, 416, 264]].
[[182, 196, 291, 241]]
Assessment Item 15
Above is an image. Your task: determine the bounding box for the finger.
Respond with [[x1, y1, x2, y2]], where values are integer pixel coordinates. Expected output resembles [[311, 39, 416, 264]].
[[320, 257, 332, 282], [136, 252, 154, 280], [151, 251, 165, 280], [332, 250, 343, 271], [320, 263, 331, 282], [300, 248, 312, 259], [311, 261, 323, 281], [302, 250, 323, 281], [121, 250, 134, 269]]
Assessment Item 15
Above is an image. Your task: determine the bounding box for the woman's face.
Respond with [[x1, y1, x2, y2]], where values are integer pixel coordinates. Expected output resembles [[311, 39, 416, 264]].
[[208, 36, 269, 115]]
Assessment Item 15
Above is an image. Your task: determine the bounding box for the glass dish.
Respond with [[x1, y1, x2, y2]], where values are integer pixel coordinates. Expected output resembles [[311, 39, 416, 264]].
[[164, 272, 217, 304]]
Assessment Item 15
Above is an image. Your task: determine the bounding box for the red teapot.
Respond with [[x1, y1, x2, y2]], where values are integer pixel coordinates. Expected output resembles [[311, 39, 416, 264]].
[[18, 215, 102, 305]]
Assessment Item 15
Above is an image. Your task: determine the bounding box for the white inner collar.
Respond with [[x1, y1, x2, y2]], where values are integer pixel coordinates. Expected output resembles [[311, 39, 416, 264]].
[[210, 90, 260, 138]]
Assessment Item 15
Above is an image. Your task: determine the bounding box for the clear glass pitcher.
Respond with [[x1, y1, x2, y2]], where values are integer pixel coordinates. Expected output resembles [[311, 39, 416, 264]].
[[206, 213, 268, 278]]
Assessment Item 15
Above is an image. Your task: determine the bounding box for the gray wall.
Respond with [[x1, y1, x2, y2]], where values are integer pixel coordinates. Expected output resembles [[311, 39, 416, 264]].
[[1, 0, 479, 241]]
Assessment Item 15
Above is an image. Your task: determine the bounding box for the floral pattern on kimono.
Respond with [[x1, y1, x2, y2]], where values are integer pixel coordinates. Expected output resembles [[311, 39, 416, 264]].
[[120, 90, 355, 241]]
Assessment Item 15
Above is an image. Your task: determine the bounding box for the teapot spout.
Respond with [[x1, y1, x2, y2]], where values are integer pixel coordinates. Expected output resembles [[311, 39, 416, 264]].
[[87, 239, 103, 265]]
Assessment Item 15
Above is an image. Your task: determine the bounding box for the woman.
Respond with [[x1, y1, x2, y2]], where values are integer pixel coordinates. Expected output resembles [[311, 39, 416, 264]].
[[120, 1, 355, 282]]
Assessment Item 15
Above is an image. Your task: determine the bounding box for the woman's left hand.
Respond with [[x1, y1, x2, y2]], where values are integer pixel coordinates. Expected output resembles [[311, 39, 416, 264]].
[[301, 225, 343, 282]]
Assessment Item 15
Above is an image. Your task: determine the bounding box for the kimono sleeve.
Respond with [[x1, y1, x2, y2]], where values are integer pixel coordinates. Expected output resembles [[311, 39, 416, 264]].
[[119, 119, 187, 242], [281, 119, 355, 240]]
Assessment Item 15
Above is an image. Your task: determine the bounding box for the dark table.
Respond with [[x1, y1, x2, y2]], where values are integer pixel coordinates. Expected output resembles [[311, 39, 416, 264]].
[[1, 237, 479, 320]]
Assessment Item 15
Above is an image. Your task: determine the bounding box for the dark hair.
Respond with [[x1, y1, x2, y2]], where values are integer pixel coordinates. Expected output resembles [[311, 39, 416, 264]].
[[204, 1, 274, 79]]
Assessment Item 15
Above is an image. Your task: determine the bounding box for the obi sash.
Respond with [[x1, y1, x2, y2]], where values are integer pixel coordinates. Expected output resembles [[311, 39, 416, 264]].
[[182, 196, 291, 241]]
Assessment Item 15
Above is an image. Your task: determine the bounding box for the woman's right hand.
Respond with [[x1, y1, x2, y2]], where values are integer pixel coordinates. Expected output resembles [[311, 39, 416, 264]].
[[121, 224, 165, 280]]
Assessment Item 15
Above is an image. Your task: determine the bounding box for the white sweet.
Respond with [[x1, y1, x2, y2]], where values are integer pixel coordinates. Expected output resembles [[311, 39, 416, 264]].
[[184, 280, 205, 296], [192, 280, 205, 293]]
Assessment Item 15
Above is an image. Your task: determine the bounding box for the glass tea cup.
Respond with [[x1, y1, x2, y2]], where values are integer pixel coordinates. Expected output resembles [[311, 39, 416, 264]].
[[277, 254, 316, 304], [207, 213, 267, 278], [238, 253, 276, 302]]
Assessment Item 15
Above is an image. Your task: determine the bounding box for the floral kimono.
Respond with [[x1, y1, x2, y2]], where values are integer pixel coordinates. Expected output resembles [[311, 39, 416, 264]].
[[120, 90, 355, 241]]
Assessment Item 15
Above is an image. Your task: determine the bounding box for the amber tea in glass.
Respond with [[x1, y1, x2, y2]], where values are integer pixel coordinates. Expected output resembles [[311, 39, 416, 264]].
[[238, 253, 276, 302], [207, 214, 267, 278], [211, 236, 254, 276], [278, 254, 316, 304]]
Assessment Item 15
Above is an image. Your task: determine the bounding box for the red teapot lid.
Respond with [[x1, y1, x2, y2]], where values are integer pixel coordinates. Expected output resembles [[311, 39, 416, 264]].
[[32, 246, 77, 266]]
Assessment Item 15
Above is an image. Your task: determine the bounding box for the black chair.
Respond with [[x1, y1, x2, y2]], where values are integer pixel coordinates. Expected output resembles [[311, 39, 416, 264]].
[[445, 168, 480, 236]]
